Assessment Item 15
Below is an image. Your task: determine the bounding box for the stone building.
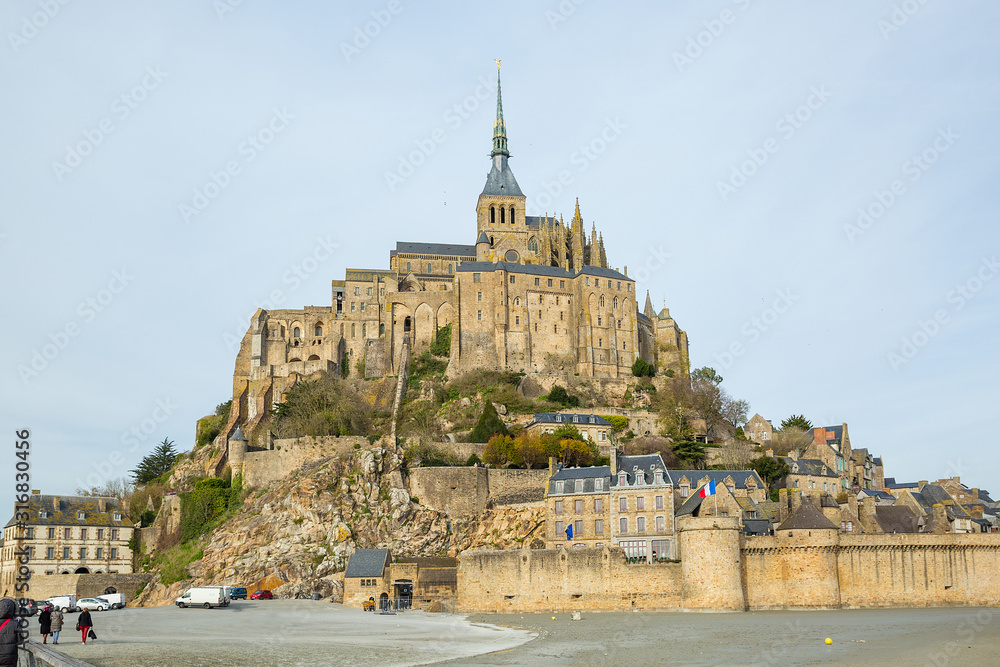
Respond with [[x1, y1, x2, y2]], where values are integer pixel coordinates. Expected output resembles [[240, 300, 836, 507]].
[[524, 413, 613, 447], [545, 453, 675, 561], [743, 413, 773, 445], [0, 492, 135, 597], [768, 450, 841, 495], [342, 548, 457, 610], [228, 69, 689, 449]]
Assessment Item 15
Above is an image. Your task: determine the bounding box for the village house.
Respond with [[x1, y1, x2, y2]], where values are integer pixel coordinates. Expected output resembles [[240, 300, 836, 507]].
[[545, 452, 676, 561], [768, 450, 841, 495], [525, 413, 614, 447], [894, 484, 976, 534], [0, 492, 135, 596], [743, 413, 773, 445], [342, 548, 457, 610]]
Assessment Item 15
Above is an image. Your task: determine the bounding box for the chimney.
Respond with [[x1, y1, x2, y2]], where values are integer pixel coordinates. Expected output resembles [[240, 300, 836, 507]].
[[789, 450, 798, 462], [778, 489, 789, 523], [53, 497, 60, 513], [98, 499, 107, 513], [31, 489, 40, 495], [932, 503, 949, 534], [790, 491, 802, 514], [765, 448, 774, 458], [610, 448, 618, 476], [548, 457, 557, 477], [847, 493, 859, 518]]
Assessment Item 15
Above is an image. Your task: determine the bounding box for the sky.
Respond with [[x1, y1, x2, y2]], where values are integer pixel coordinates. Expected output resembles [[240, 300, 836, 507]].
[[2, 1, 998, 505]]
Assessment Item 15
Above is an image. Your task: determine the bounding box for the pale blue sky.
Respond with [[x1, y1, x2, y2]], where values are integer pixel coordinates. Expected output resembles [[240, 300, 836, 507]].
[[2, 1, 998, 502]]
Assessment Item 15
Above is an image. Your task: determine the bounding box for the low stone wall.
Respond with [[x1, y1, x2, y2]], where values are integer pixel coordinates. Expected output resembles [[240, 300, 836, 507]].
[[487, 469, 549, 506], [409, 467, 489, 517], [26, 573, 153, 604], [243, 436, 369, 488], [556, 406, 660, 438]]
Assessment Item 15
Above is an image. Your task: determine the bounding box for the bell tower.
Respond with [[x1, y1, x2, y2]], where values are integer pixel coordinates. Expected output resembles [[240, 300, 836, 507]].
[[476, 60, 528, 263]]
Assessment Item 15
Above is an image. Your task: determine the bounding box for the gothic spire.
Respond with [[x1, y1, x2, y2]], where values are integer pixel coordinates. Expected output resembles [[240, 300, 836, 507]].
[[644, 291, 655, 319], [491, 64, 509, 158]]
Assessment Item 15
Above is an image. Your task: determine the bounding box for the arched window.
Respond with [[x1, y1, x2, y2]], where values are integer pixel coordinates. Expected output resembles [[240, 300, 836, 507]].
[[362, 323, 367, 337], [490, 206, 495, 224], [613, 296, 619, 309], [500, 207, 505, 224], [448, 264, 453, 274], [599, 295, 605, 308], [514, 297, 520, 306], [315, 324, 323, 337], [528, 237, 538, 253], [510, 207, 515, 225], [293, 326, 301, 338], [379, 323, 385, 336]]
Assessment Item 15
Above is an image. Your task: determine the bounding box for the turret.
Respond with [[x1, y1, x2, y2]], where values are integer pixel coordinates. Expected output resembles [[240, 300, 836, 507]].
[[228, 426, 248, 477]]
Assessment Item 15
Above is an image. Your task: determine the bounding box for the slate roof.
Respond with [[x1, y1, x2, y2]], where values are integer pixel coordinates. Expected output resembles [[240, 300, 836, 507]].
[[756, 500, 781, 523], [742, 519, 773, 536], [4, 494, 129, 529], [912, 485, 972, 520], [481, 156, 524, 197], [549, 465, 610, 482], [675, 493, 704, 517], [874, 506, 920, 533], [668, 470, 766, 489], [873, 457, 883, 466], [230, 426, 247, 442], [457, 261, 574, 279], [776, 501, 838, 531], [884, 478, 918, 490], [476, 231, 489, 244], [390, 242, 476, 258], [530, 413, 611, 427], [637, 312, 652, 323], [779, 457, 838, 478], [579, 265, 631, 282], [344, 549, 390, 578], [612, 455, 670, 488], [980, 490, 995, 504], [858, 489, 895, 501]]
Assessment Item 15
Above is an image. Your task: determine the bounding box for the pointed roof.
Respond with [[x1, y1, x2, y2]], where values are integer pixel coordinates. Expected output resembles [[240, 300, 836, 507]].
[[491, 68, 509, 159], [230, 426, 247, 442], [477, 231, 490, 244], [643, 291, 655, 319], [777, 500, 838, 531]]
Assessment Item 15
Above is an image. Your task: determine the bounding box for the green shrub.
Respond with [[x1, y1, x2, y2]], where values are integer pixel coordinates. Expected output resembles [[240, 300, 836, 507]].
[[545, 385, 580, 407], [429, 323, 452, 357], [469, 401, 510, 443], [466, 453, 481, 466], [600, 415, 629, 433], [632, 357, 656, 377], [270, 373, 375, 437]]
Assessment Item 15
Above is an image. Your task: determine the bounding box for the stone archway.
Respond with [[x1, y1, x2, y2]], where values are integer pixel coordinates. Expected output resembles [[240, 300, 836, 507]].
[[74, 567, 90, 574]]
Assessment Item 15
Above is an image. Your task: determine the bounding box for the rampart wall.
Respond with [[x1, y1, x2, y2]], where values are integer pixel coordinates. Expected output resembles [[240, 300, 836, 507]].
[[487, 469, 550, 505], [459, 523, 1000, 612], [26, 573, 153, 604], [243, 436, 369, 488], [408, 467, 490, 517]]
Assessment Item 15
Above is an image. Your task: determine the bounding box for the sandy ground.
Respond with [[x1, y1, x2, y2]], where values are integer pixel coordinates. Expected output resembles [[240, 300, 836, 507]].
[[19, 600, 534, 666], [447, 607, 1000, 666], [20, 604, 1000, 666]]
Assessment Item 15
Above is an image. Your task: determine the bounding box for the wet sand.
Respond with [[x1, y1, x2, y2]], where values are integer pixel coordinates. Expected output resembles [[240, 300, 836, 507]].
[[446, 607, 1000, 666]]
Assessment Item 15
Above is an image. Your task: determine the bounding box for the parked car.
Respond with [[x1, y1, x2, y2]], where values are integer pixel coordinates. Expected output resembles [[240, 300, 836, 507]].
[[46, 596, 78, 613], [250, 589, 273, 600], [77, 598, 110, 612], [16, 599, 37, 617], [97, 593, 126, 609], [227, 587, 247, 600], [175, 586, 227, 609]]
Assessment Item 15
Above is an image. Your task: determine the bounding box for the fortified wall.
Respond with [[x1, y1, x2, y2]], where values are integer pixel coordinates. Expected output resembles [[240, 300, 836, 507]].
[[26, 573, 153, 604], [408, 467, 549, 517], [458, 520, 1000, 612], [238, 435, 370, 488]]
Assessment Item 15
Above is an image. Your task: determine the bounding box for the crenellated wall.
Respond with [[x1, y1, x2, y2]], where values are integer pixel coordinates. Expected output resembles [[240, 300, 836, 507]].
[[459, 525, 1000, 612]]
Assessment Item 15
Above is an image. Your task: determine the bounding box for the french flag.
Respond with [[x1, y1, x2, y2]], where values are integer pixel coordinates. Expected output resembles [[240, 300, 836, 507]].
[[699, 480, 716, 498]]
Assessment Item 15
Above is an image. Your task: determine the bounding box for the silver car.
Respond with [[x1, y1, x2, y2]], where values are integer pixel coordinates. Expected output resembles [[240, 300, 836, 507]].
[[76, 597, 110, 612]]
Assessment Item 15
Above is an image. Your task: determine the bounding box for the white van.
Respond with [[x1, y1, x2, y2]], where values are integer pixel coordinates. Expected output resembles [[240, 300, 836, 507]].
[[46, 596, 77, 613], [97, 593, 126, 609], [175, 587, 227, 609]]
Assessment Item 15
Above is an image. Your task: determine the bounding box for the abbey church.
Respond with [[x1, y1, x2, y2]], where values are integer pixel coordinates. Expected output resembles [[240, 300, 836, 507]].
[[231, 70, 688, 444]]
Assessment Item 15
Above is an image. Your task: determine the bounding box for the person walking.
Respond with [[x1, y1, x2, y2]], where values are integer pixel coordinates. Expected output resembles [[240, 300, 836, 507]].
[[50, 607, 63, 645], [38, 606, 52, 644], [0, 599, 19, 667], [77, 608, 93, 645]]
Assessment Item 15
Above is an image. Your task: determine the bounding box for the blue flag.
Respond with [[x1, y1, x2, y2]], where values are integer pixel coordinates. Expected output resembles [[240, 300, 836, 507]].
[[565, 523, 574, 540]]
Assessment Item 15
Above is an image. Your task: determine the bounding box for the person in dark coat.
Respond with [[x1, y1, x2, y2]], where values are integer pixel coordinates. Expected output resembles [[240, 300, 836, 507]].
[[38, 607, 52, 644], [0, 598, 19, 667], [77, 609, 93, 645]]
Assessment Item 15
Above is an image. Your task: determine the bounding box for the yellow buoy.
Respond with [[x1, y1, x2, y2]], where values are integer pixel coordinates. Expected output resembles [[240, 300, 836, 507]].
[[551, 616, 556, 620], [825, 638, 833, 645]]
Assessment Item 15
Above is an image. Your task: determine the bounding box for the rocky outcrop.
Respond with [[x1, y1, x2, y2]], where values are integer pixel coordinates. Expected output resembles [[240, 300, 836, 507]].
[[135, 446, 545, 607]]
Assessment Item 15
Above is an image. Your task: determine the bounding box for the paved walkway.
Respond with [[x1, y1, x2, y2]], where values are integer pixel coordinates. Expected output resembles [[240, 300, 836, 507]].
[[19, 600, 534, 666]]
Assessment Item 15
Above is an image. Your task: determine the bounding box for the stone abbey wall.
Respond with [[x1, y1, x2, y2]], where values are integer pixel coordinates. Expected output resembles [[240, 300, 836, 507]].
[[407, 467, 549, 517], [458, 521, 1000, 612], [242, 436, 370, 488]]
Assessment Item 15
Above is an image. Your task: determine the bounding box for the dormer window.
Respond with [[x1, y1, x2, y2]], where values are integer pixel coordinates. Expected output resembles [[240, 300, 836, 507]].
[[575, 479, 584, 493], [555, 481, 564, 494], [618, 472, 628, 487], [653, 472, 663, 485], [39, 511, 48, 520], [113, 512, 122, 521], [77, 512, 85, 520], [636, 471, 646, 486]]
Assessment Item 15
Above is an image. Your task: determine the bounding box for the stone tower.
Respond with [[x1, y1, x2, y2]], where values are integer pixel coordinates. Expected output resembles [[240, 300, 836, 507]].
[[475, 65, 528, 263]]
